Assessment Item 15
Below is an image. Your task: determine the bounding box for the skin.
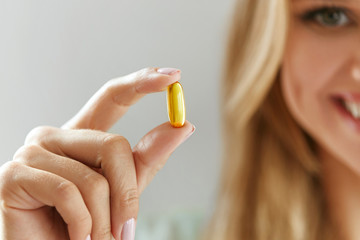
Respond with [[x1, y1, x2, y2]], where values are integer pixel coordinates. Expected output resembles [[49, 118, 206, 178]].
[[2, 0, 360, 239], [0, 67, 195, 240], [281, 0, 360, 239]]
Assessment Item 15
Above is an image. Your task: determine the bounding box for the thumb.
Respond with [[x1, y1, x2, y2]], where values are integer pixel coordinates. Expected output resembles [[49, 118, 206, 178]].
[[133, 120, 195, 194]]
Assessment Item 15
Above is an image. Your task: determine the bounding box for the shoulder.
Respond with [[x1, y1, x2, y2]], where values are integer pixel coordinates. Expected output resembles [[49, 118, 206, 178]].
[[135, 209, 206, 240]]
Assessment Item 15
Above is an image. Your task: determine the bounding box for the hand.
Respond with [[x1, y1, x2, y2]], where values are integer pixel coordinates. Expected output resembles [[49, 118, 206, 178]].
[[0, 67, 195, 240]]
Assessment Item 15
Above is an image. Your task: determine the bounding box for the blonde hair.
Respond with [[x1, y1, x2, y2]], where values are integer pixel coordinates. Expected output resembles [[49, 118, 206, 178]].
[[204, 0, 337, 239]]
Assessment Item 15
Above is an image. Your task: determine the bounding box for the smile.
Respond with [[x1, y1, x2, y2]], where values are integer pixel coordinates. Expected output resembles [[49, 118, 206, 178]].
[[331, 93, 360, 129], [343, 100, 360, 119]]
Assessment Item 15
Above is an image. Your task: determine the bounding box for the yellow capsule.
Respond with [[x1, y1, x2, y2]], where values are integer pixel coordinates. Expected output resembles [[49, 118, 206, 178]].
[[167, 82, 186, 128]]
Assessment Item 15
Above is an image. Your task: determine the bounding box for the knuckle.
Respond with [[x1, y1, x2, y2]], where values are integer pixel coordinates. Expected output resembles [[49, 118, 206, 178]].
[[84, 172, 110, 195], [140, 67, 153, 75], [101, 135, 131, 154], [103, 75, 127, 98], [93, 227, 112, 239], [76, 211, 92, 230], [120, 188, 139, 209], [55, 181, 79, 202], [25, 126, 56, 145], [103, 78, 117, 95], [137, 67, 153, 80], [0, 161, 23, 198], [0, 161, 21, 182], [12, 144, 43, 163]]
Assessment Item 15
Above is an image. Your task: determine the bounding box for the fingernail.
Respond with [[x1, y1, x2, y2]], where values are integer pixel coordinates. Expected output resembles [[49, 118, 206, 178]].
[[85, 234, 91, 240], [181, 124, 196, 144], [121, 218, 136, 240], [157, 68, 180, 75]]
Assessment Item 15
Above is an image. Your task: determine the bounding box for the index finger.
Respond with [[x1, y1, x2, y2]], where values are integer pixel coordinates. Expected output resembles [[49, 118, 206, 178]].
[[62, 67, 181, 131]]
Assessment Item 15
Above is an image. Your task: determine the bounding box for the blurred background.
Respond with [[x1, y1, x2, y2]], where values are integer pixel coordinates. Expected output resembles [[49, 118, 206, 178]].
[[0, 0, 234, 217]]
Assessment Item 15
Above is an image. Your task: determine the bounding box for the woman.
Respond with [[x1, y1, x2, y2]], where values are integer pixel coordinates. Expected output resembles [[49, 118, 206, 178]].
[[206, 0, 360, 239], [0, 0, 359, 239]]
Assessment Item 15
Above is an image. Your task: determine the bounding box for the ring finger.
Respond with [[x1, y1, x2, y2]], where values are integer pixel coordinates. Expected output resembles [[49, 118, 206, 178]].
[[13, 144, 112, 240]]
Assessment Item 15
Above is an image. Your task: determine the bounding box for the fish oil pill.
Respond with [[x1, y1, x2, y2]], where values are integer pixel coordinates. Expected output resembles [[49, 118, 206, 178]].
[[167, 82, 186, 127]]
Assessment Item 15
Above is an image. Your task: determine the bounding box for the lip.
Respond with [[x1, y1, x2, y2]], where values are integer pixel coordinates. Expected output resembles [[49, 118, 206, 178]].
[[331, 92, 360, 103], [330, 93, 360, 132]]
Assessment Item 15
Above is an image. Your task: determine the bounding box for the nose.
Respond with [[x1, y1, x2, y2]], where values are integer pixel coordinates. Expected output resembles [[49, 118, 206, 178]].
[[352, 41, 360, 82], [353, 67, 360, 82]]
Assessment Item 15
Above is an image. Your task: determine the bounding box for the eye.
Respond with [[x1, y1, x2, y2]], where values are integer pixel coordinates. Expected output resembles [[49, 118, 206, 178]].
[[301, 7, 351, 27], [316, 8, 349, 26]]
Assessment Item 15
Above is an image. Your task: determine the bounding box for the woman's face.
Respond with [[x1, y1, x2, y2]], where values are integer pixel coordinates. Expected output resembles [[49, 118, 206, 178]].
[[281, 0, 360, 172]]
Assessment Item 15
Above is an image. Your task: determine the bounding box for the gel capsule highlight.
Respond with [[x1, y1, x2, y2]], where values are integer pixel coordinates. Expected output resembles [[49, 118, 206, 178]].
[[167, 82, 186, 128]]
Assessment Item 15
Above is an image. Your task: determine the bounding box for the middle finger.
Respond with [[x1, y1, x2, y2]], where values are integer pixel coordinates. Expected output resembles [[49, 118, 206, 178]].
[[13, 144, 112, 240], [25, 127, 139, 240]]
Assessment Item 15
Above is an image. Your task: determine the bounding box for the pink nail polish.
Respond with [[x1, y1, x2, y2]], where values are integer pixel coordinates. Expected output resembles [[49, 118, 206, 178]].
[[85, 234, 91, 240], [121, 218, 136, 240], [181, 125, 196, 144], [157, 68, 180, 75]]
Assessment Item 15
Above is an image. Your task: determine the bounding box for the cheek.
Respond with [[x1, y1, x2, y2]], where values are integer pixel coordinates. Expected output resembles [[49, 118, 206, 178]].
[[280, 21, 360, 169], [281, 25, 347, 133]]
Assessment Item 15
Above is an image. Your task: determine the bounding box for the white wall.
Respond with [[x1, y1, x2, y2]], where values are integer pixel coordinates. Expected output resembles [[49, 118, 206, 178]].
[[0, 0, 234, 216]]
